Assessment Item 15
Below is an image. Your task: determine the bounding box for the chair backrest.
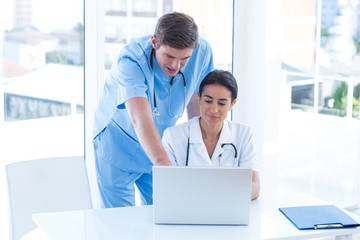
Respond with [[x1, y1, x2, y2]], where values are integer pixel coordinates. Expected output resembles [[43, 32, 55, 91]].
[[5, 156, 93, 240]]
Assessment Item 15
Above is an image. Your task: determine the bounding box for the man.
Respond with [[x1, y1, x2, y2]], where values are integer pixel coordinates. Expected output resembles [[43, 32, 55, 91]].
[[93, 12, 214, 208]]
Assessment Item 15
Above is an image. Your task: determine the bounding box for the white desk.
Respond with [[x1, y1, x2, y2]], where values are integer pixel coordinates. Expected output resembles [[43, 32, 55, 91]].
[[33, 195, 360, 240]]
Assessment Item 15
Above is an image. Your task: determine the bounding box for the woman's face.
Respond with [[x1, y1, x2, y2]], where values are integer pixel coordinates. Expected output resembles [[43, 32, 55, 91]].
[[199, 84, 236, 127]]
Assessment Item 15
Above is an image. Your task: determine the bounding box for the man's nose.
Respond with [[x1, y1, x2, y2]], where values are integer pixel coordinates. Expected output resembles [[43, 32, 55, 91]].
[[170, 59, 181, 69]]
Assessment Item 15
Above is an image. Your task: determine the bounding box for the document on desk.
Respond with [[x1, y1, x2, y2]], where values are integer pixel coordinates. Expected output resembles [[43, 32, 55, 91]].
[[279, 205, 360, 230]]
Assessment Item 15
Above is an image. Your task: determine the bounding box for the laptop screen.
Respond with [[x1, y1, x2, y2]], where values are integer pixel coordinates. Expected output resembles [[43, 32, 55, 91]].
[[152, 166, 252, 225]]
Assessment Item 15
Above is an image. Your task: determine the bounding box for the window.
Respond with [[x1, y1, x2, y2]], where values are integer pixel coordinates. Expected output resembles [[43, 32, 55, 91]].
[[1, 0, 84, 238], [232, 0, 360, 210], [279, 0, 360, 208]]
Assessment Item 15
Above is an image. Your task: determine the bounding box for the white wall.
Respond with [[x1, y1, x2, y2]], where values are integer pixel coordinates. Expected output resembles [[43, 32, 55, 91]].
[[232, 0, 282, 200]]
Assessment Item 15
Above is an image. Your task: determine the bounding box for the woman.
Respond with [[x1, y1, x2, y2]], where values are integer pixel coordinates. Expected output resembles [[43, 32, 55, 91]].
[[161, 69, 260, 200]]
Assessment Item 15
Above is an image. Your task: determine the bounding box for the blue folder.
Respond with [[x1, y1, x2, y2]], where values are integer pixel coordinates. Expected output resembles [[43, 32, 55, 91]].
[[279, 205, 360, 230]]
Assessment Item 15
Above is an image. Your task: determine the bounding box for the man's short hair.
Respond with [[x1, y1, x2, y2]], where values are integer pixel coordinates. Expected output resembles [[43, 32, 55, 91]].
[[154, 12, 199, 49]]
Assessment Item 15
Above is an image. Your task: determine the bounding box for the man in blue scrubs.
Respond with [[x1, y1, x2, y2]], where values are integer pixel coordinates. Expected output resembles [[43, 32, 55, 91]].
[[93, 12, 214, 208]]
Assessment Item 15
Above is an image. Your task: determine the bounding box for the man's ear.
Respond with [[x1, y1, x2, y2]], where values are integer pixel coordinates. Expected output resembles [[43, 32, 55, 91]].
[[151, 36, 157, 49]]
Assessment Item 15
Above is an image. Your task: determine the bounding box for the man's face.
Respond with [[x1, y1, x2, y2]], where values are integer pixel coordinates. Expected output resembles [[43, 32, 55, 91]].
[[151, 36, 193, 77]]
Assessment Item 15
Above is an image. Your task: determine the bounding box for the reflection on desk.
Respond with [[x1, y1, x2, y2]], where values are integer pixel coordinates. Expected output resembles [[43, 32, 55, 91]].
[[33, 197, 360, 240]]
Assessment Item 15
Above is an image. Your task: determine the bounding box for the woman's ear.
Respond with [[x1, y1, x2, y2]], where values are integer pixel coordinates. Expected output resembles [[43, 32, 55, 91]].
[[230, 99, 237, 110], [197, 93, 201, 104]]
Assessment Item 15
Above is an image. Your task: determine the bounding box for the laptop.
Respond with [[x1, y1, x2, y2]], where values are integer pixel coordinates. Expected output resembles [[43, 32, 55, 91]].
[[152, 166, 252, 225]]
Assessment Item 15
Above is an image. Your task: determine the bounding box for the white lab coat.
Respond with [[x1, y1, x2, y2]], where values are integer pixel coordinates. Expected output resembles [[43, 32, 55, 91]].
[[162, 116, 258, 170]]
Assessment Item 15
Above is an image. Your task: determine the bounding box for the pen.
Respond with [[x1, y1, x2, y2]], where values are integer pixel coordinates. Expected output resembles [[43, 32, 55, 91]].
[[314, 223, 343, 229]]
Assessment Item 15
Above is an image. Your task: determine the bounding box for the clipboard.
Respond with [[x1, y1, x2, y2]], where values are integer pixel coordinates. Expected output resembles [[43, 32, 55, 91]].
[[279, 205, 360, 230]]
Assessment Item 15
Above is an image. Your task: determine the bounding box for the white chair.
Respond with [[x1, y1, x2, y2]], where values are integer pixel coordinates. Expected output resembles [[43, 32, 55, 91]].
[[5, 156, 93, 240]]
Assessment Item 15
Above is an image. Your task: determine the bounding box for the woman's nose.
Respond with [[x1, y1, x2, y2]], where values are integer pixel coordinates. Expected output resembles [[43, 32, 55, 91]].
[[210, 103, 218, 113]]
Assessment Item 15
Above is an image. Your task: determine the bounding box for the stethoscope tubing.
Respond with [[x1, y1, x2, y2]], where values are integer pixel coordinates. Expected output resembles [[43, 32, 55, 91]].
[[185, 137, 238, 166], [150, 49, 186, 118]]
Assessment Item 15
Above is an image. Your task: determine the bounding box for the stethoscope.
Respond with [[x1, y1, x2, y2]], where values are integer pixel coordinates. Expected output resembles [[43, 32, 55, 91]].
[[150, 49, 186, 118], [185, 137, 238, 166]]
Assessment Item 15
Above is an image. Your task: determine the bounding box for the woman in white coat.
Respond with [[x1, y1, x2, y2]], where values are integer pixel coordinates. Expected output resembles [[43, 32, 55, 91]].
[[162, 69, 260, 200]]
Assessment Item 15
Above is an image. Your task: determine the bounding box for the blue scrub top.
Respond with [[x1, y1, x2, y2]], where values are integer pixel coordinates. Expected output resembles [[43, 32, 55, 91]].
[[93, 35, 214, 173]]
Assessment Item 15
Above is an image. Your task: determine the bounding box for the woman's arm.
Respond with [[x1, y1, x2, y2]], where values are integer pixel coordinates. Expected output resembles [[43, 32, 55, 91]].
[[251, 171, 260, 200]]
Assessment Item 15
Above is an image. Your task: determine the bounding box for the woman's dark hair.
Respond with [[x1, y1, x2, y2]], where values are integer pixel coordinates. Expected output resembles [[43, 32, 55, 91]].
[[154, 12, 198, 49], [199, 70, 238, 102]]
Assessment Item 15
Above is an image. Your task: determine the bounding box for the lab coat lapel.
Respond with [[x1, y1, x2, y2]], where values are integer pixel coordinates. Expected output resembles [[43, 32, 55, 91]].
[[189, 118, 211, 163], [212, 120, 232, 161]]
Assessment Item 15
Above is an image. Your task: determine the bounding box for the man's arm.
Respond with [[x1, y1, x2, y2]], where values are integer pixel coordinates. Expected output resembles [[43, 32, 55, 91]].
[[125, 97, 172, 166], [186, 94, 200, 120]]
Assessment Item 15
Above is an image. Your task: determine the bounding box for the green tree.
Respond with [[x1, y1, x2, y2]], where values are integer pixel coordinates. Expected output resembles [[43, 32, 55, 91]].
[[332, 82, 348, 117], [353, 84, 360, 118], [72, 22, 83, 33], [46, 51, 71, 64]]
